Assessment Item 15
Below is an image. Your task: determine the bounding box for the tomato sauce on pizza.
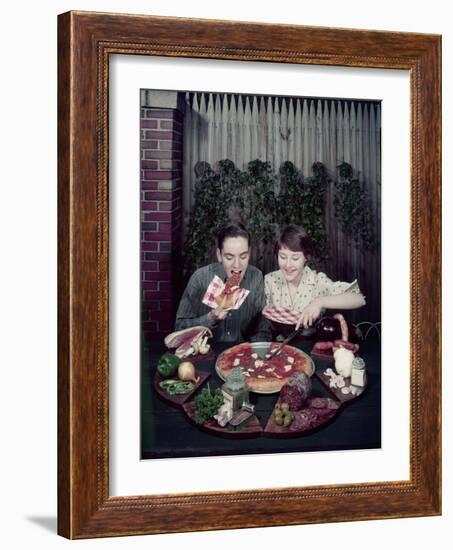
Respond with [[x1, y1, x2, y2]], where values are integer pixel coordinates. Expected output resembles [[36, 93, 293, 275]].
[[216, 343, 315, 393]]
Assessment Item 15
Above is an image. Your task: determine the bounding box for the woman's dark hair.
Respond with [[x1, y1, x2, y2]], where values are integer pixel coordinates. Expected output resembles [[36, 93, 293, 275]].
[[274, 224, 314, 257], [217, 223, 251, 250]]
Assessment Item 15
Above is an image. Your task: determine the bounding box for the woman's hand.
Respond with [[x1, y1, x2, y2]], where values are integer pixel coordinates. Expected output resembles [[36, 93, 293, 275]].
[[296, 298, 324, 330]]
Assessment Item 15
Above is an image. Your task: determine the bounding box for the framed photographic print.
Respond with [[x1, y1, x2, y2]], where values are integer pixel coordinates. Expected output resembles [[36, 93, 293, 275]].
[[58, 11, 441, 538], [139, 85, 382, 461]]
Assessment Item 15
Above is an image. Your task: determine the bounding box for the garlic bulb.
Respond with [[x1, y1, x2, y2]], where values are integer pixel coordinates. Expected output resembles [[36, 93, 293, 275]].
[[333, 347, 355, 378]]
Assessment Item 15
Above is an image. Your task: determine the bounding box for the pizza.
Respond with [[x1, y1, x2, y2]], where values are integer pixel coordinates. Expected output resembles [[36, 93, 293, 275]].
[[215, 271, 241, 308], [215, 342, 315, 394]]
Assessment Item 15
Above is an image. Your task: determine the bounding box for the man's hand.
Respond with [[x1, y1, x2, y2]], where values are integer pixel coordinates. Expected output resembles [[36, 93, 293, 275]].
[[296, 297, 323, 330], [209, 291, 238, 323]]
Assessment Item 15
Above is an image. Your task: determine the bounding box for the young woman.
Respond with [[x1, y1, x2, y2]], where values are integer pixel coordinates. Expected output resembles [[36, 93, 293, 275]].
[[264, 225, 366, 330]]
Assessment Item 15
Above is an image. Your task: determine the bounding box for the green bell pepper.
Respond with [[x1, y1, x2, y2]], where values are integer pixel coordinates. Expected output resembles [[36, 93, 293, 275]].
[[157, 353, 180, 378]]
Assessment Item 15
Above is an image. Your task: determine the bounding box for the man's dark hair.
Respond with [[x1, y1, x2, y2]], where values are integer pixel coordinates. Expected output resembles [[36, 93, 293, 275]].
[[274, 224, 314, 257], [217, 223, 251, 250]]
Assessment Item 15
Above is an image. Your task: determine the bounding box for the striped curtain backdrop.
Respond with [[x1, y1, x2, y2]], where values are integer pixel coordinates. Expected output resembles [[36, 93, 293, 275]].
[[182, 92, 381, 323]]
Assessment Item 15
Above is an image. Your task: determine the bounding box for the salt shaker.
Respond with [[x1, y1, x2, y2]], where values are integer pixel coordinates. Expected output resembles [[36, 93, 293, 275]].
[[221, 367, 249, 413], [351, 357, 366, 387]]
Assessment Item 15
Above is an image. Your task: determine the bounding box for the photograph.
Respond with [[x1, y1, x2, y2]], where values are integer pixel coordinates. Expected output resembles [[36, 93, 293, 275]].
[[53, 8, 441, 539], [140, 88, 382, 459]]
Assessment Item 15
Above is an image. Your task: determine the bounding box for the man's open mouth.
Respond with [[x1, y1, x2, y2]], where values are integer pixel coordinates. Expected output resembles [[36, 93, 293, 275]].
[[230, 269, 243, 281]]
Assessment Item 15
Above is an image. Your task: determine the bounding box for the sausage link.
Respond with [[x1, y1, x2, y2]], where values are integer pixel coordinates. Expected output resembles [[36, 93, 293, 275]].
[[333, 313, 349, 341], [314, 341, 334, 351]]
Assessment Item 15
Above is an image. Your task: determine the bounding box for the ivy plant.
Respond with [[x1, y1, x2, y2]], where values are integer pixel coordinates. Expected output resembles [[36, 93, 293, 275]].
[[240, 160, 278, 263], [183, 162, 229, 271], [277, 161, 328, 257], [333, 162, 375, 250], [183, 158, 375, 276]]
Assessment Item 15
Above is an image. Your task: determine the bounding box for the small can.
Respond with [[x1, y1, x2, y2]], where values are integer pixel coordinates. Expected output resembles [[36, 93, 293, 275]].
[[242, 401, 255, 413]]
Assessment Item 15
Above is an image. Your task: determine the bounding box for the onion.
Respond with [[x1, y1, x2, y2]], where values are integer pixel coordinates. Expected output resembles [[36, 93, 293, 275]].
[[178, 361, 200, 384]]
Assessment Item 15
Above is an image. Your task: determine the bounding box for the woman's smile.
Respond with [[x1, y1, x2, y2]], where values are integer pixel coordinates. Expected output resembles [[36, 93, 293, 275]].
[[278, 246, 306, 284]]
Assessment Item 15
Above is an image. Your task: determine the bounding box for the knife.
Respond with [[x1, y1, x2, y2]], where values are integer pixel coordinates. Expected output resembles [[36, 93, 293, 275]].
[[267, 327, 301, 359]]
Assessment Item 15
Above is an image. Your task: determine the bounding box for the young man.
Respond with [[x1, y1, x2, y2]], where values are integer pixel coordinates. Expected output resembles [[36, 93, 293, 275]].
[[175, 223, 271, 343]]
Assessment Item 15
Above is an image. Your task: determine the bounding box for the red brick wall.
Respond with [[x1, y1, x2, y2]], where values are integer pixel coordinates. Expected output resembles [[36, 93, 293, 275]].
[[141, 107, 183, 342]]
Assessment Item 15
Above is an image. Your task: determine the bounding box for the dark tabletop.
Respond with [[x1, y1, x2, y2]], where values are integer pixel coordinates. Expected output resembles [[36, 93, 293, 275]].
[[141, 336, 381, 459]]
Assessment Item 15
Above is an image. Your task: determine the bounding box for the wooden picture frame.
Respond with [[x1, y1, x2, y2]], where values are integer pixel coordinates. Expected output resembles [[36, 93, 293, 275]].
[[58, 10, 441, 538]]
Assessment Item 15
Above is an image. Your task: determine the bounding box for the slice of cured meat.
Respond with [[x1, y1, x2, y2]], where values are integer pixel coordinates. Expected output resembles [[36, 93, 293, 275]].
[[290, 409, 319, 431], [308, 397, 340, 410], [288, 398, 340, 432]]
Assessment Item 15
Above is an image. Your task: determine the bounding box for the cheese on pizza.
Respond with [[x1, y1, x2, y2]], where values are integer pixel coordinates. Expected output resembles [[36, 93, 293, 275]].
[[216, 343, 314, 393]]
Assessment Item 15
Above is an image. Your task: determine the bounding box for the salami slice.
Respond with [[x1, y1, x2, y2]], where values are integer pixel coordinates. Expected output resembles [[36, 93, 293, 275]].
[[290, 409, 318, 431], [288, 398, 340, 432], [308, 397, 340, 410], [223, 271, 241, 294]]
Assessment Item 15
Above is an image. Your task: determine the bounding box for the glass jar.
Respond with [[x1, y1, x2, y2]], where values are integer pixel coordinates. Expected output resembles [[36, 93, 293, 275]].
[[351, 357, 366, 387], [221, 367, 249, 412]]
